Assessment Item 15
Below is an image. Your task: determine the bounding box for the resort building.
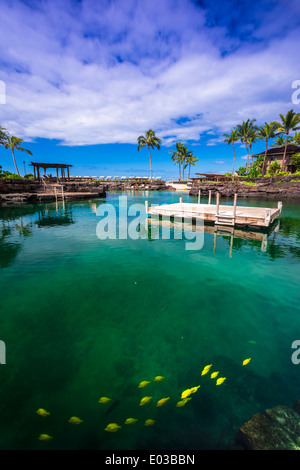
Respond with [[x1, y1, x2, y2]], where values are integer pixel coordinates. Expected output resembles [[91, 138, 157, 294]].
[[253, 145, 300, 173]]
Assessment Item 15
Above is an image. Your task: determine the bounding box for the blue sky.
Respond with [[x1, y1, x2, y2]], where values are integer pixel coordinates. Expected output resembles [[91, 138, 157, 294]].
[[0, 0, 299, 178]]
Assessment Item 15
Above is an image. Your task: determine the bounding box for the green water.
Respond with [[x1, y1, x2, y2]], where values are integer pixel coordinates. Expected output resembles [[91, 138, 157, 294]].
[[0, 191, 299, 450]]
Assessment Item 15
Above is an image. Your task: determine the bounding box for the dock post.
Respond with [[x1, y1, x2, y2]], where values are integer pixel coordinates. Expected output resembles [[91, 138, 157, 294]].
[[216, 192, 220, 216], [278, 201, 282, 214], [145, 200, 149, 214], [179, 197, 183, 204], [198, 190, 201, 204], [208, 190, 211, 205], [233, 193, 237, 219], [264, 208, 271, 227]]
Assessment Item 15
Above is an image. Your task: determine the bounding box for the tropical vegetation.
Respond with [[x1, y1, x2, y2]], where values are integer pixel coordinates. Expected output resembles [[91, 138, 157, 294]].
[[226, 110, 300, 177]]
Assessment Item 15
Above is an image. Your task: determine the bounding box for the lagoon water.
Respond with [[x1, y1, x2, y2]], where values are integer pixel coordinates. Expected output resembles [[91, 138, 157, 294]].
[[0, 191, 299, 450]]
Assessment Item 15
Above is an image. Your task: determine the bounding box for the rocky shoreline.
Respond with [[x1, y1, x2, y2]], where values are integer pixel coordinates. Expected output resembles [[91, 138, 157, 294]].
[[0, 178, 177, 204], [189, 174, 300, 199]]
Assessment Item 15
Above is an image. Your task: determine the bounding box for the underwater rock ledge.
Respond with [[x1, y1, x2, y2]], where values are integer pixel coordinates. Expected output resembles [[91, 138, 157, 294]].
[[229, 400, 300, 450]]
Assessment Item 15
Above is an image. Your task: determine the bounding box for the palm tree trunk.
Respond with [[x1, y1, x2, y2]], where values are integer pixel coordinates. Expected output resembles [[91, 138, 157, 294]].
[[232, 142, 236, 174], [282, 133, 289, 171], [179, 162, 181, 181], [11, 148, 20, 175], [250, 143, 254, 165], [147, 145, 153, 181], [188, 164, 191, 179], [262, 138, 268, 176], [245, 140, 250, 174]]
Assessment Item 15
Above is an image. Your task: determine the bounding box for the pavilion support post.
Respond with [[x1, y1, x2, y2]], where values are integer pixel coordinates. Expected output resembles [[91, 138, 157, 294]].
[[179, 197, 183, 204], [33, 166, 36, 179], [56, 168, 59, 181], [67, 167, 70, 180], [37, 167, 40, 180]]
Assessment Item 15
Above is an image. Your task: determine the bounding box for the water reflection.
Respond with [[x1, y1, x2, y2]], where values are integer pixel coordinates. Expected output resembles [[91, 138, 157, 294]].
[[0, 197, 300, 268], [147, 216, 281, 257], [35, 205, 75, 228], [0, 202, 76, 268]]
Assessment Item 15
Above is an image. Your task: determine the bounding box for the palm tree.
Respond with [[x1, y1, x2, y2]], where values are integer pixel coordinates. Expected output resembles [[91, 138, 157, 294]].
[[271, 135, 293, 147], [293, 132, 300, 145], [3, 135, 32, 176], [273, 109, 300, 170], [236, 119, 257, 173], [247, 130, 262, 165], [223, 128, 239, 174], [137, 129, 161, 181], [187, 153, 198, 179], [258, 122, 278, 175], [0, 126, 8, 145], [179, 144, 190, 181], [169, 142, 184, 181]]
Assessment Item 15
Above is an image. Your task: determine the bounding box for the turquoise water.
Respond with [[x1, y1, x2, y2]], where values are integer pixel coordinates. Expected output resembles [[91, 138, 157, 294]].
[[0, 191, 299, 450]]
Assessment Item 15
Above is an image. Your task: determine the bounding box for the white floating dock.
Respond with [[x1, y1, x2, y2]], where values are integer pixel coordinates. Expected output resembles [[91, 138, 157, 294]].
[[146, 194, 282, 228]]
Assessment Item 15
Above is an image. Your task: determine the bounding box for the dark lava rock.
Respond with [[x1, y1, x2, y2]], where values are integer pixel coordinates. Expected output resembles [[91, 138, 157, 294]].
[[229, 401, 300, 450]]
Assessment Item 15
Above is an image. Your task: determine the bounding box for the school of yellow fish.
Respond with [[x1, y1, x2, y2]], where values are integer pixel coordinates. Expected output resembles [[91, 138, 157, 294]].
[[36, 359, 252, 441]]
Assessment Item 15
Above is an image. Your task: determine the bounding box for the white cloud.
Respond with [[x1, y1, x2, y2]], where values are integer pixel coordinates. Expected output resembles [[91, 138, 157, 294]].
[[0, 0, 299, 148]]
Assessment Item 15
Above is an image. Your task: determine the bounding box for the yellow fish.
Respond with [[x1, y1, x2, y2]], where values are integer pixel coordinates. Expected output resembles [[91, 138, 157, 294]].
[[125, 418, 138, 425], [68, 416, 83, 424], [156, 397, 170, 407], [201, 364, 212, 376], [38, 434, 53, 441], [105, 423, 121, 432], [242, 358, 251, 366], [210, 371, 219, 379], [144, 419, 156, 426], [139, 396, 153, 406], [98, 397, 111, 404], [181, 388, 193, 399], [138, 380, 151, 388], [190, 385, 200, 394], [216, 377, 226, 386], [36, 408, 50, 417], [176, 398, 191, 407], [154, 376, 165, 381]]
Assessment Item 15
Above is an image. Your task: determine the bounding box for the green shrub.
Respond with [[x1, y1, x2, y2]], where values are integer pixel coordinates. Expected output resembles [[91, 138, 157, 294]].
[[267, 159, 281, 176], [0, 170, 23, 179], [291, 153, 300, 171]]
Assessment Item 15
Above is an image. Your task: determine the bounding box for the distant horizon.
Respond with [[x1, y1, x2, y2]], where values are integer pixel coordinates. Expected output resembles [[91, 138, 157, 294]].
[[0, 0, 299, 177]]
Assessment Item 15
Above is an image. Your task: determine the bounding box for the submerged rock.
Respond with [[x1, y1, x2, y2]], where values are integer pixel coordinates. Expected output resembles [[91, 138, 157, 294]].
[[229, 401, 300, 450]]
